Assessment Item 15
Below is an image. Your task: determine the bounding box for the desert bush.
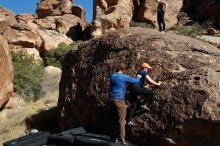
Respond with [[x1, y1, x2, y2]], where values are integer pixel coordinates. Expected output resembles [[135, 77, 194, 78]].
[[43, 42, 81, 68], [130, 20, 154, 28], [175, 23, 205, 38], [12, 50, 44, 101]]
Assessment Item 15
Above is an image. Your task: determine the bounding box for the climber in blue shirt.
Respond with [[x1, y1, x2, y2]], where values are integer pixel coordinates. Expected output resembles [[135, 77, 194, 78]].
[[109, 73, 140, 101], [108, 63, 140, 144]]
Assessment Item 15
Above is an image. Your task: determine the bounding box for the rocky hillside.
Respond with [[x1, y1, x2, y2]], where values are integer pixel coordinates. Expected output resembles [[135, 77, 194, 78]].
[[0, 0, 86, 108], [0, 0, 86, 55], [58, 27, 220, 146], [91, 0, 220, 37]]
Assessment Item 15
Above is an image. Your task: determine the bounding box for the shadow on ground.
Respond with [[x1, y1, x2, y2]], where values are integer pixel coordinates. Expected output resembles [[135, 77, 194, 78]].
[[25, 107, 59, 133]]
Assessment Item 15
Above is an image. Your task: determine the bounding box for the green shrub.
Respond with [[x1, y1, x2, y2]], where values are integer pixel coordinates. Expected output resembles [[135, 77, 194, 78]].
[[130, 20, 154, 28], [175, 23, 205, 38], [43, 42, 80, 68], [12, 50, 44, 101]]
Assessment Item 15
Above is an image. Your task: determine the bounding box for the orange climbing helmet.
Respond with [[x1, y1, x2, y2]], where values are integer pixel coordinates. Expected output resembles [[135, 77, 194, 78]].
[[141, 63, 152, 69]]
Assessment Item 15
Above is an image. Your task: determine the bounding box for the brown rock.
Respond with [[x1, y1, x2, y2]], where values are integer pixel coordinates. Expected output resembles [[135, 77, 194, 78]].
[[36, 0, 74, 17], [36, 29, 72, 51], [62, 0, 74, 14], [0, 7, 17, 34], [24, 30, 43, 49], [2, 27, 17, 42], [16, 14, 36, 23], [5, 28, 43, 50], [0, 20, 9, 35], [0, 7, 15, 17], [11, 23, 31, 31], [207, 28, 217, 36], [36, 0, 56, 17], [0, 36, 13, 110], [91, 0, 133, 37], [58, 27, 220, 145], [0, 3, 86, 55], [8, 30, 41, 48], [72, 5, 86, 26], [33, 18, 56, 30], [10, 36, 36, 48], [54, 14, 82, 33], [0, 7, 16, 26]]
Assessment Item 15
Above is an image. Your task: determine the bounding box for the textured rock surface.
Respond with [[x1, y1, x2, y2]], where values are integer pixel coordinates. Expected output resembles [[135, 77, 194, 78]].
[[0, 36, 13, 110], [36, 0, 74, 17], [72, 5, 86, 26], [0, 3, 85, 110], [58, 27, 220, 146], [134, 0, 183, 29], [0, 3, 86, 53], [42, 66, 62, 94], [91, 0, 133, 37]]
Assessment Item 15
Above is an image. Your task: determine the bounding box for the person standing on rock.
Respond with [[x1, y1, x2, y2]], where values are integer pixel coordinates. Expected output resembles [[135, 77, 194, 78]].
[[156, 0, 168, 32], [127, 63, 161, 126], [108, 63, 141, 144]]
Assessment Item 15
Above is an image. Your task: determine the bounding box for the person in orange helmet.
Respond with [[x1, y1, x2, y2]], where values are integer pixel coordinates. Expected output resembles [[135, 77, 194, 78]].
[[127, 63, 161, 126]]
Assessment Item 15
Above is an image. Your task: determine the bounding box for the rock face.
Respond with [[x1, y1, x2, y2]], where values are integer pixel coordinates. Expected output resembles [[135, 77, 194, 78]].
[[0, 36, 13, 110], [134, 0, 183, 29], [0, 3, 86, 54], [72, 5, 86, 26], [182, 0, 220, 19], [91, 0, 133, 38], [58, 27, 220, 145], [36, 0, 74, 17], [0, 3, 85, 110]]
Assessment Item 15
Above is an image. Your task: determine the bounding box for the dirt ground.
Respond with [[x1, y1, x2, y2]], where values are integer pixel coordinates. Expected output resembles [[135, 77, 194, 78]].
[[0, 92, 58, 146]]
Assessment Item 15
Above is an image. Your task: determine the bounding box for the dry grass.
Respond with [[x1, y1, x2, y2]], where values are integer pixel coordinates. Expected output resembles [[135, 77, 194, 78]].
[[0, 93, 58, 146]]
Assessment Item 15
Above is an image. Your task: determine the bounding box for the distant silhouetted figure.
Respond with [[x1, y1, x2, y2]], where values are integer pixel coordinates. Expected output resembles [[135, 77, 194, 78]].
[[156, 0, 168, 32]]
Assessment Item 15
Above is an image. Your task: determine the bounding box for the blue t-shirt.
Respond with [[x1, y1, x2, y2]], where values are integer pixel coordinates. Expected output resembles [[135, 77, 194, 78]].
[[135, 69, 148, 87], [109, 73, 140, 101]]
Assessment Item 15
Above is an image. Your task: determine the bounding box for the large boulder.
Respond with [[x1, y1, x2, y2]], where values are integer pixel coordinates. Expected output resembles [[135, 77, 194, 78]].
[[134, 0, 183, 29], [42, 66, 62, 94], [0, 36, 13, 110], [36, 0, 74, 17], [58, 27, 220, 145], [91, 0, 133, 38]]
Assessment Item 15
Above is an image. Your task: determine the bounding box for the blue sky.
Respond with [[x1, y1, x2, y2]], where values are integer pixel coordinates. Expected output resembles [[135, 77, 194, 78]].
[[0, 0, 93, 22]]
